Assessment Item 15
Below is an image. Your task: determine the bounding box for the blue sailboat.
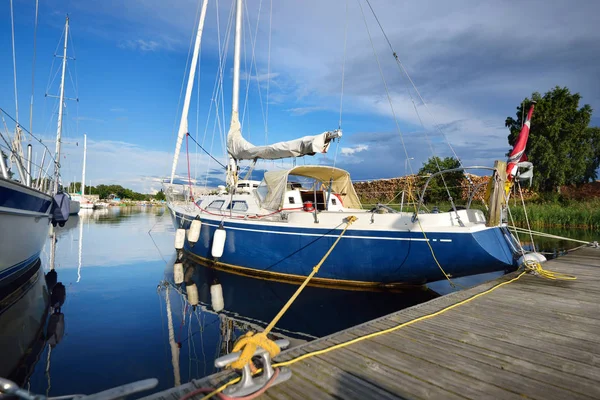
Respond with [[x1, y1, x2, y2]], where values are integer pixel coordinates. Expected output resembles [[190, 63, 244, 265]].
[[166, 0, 527, 289]]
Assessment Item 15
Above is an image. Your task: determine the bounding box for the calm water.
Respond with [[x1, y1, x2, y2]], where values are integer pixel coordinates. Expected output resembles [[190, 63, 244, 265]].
[[0, 208, 595, 396]]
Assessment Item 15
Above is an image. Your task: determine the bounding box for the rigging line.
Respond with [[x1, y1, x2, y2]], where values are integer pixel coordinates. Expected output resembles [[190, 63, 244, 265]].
[[187, 133, 226, 169], [29, 0, 39, 135], [364, 0, 467, 174], [217, 0, 237, 158], [330, 0, 349, 173], [362, 0, 457, 204], [217, 1, 236, 158], [10, 0, 20, 122], [171, 0, 203, 141], [45, 25, 65, 94], [199, 1, 229, 153], [241, 0, 267, 136], [0, 107, 58, 164], [356, 0, 413, 176], [199, 0, 234, 186], [195, 38, 202, 181]]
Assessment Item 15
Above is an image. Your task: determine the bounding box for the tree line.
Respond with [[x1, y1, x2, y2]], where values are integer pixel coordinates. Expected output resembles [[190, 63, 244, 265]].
[[66, 182, 165, 201]]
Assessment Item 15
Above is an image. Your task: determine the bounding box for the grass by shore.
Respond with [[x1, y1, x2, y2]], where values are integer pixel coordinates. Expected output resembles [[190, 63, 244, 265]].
[[507, 198, 600, 229]]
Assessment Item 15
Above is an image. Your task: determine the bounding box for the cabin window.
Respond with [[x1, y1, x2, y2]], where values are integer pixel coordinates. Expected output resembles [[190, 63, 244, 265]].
[[288, 197, 295, 204], [253, 184, 259, 188], [207, 200, 225, 210], [228, 200, 248, 212], [195, 199, 203, 207], [331, 198, 337, 206]]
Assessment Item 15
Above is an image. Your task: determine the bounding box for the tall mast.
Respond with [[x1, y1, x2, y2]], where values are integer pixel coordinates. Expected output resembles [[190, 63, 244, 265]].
[[81, 133, 87, 197], [53, 16, 69, 194], [169, 0, 209, 184], [231, 0, 242, 117], [226, 0, 243, 187]]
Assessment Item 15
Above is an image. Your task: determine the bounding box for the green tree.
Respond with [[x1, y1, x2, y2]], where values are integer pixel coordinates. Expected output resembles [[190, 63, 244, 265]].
[[154, 189, 166, 201], [418, 156, 463, 204], [505, 87, 600, 192]]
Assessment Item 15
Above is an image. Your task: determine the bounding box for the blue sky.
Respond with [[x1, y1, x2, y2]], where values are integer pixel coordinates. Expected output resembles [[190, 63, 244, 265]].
[[2, 0, 599, 192]]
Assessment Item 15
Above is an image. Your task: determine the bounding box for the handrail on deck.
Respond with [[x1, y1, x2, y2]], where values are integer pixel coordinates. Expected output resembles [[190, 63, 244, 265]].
[[415, 166, 498, 217]]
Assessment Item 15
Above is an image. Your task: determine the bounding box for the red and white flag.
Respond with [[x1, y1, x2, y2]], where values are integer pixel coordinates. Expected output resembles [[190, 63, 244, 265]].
[[507, 101, 536, 180]]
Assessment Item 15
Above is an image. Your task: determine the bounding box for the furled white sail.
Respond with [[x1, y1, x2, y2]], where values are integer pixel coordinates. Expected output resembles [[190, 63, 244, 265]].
[[227, 112, 341, 161]]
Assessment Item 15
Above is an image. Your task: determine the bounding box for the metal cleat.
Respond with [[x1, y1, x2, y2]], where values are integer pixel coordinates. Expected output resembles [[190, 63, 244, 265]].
[[214, 339, 292, 398]]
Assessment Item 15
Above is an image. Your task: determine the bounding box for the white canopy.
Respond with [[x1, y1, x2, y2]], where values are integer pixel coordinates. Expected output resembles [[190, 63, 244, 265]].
[[227, 116, 340, 161], [259, 165, 362, 210]]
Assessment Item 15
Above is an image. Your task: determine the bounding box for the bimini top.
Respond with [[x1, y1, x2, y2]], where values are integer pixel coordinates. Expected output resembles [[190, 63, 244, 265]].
[[259, 165, 362, 210]]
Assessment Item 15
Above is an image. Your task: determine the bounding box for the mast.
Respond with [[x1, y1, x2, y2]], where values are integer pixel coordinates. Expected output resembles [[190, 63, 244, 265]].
[[165, 285, 181, 386], [231, 0, 242, 118], [169, 0, 209, 184], [53, 16, 69, 194], [226, 0, 243, 187], [81, 133, 87, 197]]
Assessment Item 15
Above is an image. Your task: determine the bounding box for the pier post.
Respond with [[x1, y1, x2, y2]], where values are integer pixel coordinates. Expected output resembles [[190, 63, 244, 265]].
[[486, 160, 507, 227]]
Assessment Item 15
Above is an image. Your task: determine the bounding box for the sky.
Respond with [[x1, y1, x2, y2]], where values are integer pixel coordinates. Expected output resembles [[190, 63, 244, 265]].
[[1, 0, 599, 193]]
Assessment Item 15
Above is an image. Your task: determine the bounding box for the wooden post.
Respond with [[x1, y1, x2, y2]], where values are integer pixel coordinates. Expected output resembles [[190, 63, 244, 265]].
[[486, 160, 507, 227]]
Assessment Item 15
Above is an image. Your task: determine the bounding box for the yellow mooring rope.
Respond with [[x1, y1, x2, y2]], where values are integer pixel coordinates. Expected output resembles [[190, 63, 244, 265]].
[[226, 216, 358, 371]]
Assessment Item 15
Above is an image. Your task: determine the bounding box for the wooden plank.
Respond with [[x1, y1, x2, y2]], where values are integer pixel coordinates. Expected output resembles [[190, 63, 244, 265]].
[[347, 326, 593, 400], [403, 322, 600, 382], [389, 325, 600, 397], [311, 333, 516, 400], [387, 313, 600, 367], [452, 299, 600, 334], [270, 353, 403, 400]]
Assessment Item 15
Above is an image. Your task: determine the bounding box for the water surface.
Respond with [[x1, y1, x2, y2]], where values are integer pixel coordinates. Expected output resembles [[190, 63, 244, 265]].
[[0, 208, 595, 396]]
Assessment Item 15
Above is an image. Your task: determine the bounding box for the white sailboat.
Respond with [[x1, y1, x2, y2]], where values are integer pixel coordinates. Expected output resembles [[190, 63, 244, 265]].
[[1, 11, 71, 287], [166, 0, 532, 288], [73, 134, 95, 210]]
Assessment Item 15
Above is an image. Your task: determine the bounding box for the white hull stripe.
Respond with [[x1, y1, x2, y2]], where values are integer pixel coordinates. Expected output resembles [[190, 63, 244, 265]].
[[191, 218, 441, 242]]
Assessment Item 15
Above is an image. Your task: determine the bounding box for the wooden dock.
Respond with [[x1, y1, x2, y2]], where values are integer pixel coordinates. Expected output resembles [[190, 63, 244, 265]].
[[144, 247, 600, 400]]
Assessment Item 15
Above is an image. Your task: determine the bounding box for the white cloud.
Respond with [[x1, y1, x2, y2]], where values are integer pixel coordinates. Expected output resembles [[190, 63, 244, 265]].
[[341, 144, 369, 156], [118, 39, 166, 52], [55, 137, 228, 193]]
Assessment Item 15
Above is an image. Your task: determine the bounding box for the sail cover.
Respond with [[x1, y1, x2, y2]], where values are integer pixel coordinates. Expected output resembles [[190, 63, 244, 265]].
[[227, 114, 340, 160], [259, 165, 362, 210]]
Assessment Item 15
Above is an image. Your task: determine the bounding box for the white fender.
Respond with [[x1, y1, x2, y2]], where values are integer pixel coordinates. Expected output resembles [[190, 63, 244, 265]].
[[187, 283, 199, 306], [187, 219, 202, 243], [210, 283, 224, 312], [173, 262, 184, 285], [211, 228, 227, 258], [174, 228, 186, 250]]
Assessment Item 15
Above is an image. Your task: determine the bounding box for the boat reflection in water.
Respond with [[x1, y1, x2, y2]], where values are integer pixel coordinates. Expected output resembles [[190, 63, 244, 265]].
[[0, 258, 66, 389], [159, 256, 439, 381]]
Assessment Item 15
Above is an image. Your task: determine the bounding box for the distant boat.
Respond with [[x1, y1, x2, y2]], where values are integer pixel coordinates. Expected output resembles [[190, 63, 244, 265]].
[[68, 193, 80, 215], [1, 14, 71, 286]]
